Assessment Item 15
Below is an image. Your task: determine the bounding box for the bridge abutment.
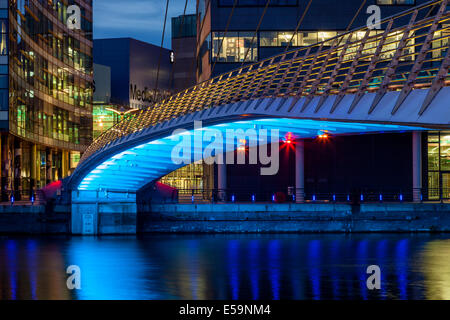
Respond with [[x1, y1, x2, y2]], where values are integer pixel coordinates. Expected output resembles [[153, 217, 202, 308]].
[[71, 190, 137, 235]]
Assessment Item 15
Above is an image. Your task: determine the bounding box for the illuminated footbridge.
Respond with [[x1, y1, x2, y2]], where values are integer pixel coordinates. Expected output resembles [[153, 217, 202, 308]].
[[68, 0, 450, 234]]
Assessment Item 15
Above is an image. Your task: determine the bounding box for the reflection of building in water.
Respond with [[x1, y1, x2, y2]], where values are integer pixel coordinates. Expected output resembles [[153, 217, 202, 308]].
[[420, 239, 450, 300], [0, 239, 72, 300]]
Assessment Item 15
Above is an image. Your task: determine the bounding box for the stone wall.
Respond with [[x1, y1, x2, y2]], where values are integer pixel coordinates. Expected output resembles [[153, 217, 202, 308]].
[[0, 205, 69, 234], [140, 203, 450, 233]]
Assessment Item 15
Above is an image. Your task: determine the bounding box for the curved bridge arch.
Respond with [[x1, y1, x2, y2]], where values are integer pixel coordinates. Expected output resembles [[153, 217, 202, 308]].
[[69, 0, 450, 193]]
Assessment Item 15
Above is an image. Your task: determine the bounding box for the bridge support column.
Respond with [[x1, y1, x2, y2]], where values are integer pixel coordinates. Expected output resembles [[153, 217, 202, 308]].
[[71, 190, 137, 235], [295, 140, 305, 203], [218, 162, 227, 202], [412, 131, 422, 203]]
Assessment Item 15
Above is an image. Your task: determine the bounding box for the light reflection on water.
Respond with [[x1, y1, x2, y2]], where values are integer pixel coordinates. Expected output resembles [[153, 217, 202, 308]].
[[1, 234, 450, 300]]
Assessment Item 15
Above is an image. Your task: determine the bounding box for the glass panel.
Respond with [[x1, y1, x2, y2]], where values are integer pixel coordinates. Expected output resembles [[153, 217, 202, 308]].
[[278, 32, 297, 46], [260, 31, 277, 47], [440, 133, 450, 171], [239, 32, 257, 62], [429, 172, 440, 200], [443, 173, 450, 200], [298, 32, 318, 46], [428, 142, 439, 171], [318, 31, 338, 45]]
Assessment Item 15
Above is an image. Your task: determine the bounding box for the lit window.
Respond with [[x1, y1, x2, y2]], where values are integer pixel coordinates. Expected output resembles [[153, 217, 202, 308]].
[[212, 32, 257, 62], [376, 0, 415, 5]]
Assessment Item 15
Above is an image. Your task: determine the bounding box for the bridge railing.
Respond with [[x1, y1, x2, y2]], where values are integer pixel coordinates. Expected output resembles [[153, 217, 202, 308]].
[[81, 0, 450, 164], [150, 187, 450, 204]]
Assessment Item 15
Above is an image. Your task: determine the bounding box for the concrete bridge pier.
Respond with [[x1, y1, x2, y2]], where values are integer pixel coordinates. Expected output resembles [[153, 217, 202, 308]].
[[71, 190, 137, 235], [295, 140, 305, 203]]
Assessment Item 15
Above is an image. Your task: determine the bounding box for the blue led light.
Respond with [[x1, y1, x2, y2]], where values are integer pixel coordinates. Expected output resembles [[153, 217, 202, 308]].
[[313, 194, 316, 202], [379, 194, 383, 202], [272, 194, 275, 202], [76, 117, 429, 192], [10, 195, 14, 205], [232, 195, 235, 203], [399, 194, 403, 202], [252, 194, 255, 202], [360, 194, 364, 202], [332, 194, 336, 202], [347, 194, 350, 202]]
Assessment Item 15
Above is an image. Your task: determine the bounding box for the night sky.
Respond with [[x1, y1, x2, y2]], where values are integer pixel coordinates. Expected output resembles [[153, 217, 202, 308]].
[[93, 0, 196, 48]]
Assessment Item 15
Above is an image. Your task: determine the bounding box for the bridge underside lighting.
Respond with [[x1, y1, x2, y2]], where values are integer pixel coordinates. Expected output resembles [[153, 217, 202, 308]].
[[77, 118, 427, 192]]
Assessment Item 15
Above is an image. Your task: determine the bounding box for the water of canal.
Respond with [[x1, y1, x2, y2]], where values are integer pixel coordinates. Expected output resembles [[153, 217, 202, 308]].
[[1, 234, 449, 300]]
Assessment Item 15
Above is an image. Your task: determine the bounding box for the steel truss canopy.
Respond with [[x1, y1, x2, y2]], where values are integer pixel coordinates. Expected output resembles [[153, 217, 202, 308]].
[[69, 0, 450, 192]]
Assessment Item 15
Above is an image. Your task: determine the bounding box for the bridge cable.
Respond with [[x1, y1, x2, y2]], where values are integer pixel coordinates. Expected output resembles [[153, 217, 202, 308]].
[[240, 0, 272, 68], [211, 0, 239, 76], [345, 0, 367, 32], [183, 0, 212, 89], [323, 0, 369, 51], [154, 0, 171, 96], [169, 0, 190, 91], [283, 0, 313, 53]]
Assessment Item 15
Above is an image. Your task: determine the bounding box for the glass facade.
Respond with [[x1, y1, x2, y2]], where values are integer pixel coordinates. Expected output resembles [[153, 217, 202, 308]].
[[1, 0, 93, 200], [92, 105, 136, 140], [427, 132, 450, 200], [159, 161, 214, 201], [212, 31, 258, 62], [211, 30, 408, 63]]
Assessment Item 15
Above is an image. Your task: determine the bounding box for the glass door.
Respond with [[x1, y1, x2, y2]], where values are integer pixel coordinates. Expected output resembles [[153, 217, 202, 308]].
[[441, 172, 450, 200]]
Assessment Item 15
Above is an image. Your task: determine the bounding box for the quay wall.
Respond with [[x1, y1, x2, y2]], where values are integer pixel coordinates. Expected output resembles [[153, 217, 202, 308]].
[[140, 203, 450, 233], [2, 203, 450, 234]]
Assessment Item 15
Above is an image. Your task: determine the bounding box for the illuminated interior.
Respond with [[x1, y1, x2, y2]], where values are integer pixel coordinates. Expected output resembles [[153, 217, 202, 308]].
[[428, 131, 450, 200]]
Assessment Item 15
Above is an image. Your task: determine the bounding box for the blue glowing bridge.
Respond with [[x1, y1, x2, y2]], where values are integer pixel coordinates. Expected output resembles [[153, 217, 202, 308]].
[[69, 0, 450, 194]]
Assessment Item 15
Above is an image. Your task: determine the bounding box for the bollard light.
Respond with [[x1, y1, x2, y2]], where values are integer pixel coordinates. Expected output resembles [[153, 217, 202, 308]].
[[252, 194, 255, 202], [10, 195, 14, 206], [272, 194, 275, 202], [332, 194, 336, 202], [379, 194, 383, 202], [312, 194, 316, 202], [191, 195, 194, 203], [347, 194, 350, 202], [292, 194, 296, 202], [232, 194, 235, 203], [399, 194, 403, 202], [31, 194, 35, 205], [360, 194, 364, 202]]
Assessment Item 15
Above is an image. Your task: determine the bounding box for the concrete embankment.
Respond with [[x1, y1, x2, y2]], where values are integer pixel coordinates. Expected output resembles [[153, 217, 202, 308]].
[[2, 202, 450, 234], [140, 203, 450, 233], [0, 205, 69, 234]]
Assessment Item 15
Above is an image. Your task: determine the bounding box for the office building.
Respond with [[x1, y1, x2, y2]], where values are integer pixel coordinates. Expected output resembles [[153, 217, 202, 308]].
[[2, 0, 93, 200]]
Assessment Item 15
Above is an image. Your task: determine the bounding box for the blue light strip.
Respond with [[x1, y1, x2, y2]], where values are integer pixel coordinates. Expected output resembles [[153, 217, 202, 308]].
[[78, 118, 427, 191]]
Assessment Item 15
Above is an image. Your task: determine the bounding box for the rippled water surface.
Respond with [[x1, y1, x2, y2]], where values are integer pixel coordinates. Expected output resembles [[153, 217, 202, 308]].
[[1, 234, 450, 300]]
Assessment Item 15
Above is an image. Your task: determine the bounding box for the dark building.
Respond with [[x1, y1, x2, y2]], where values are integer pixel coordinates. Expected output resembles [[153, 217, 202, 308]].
[[172, 14, 197, 92], [2, 0, 93, 200], [93, 38, 173, 109], [192, 0, 448, 201], [197, 0, 427, 80]]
